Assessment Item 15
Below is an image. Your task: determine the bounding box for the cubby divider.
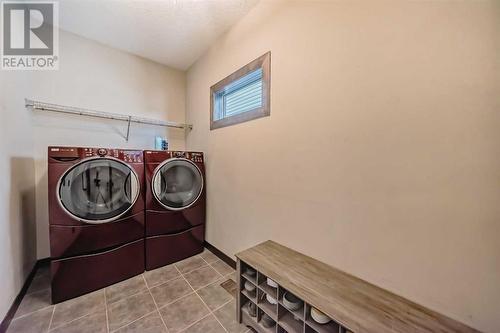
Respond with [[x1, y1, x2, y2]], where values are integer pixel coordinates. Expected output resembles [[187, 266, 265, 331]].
[[257, 271, 279, 298], [257, 308, 277, 333], [305, 325, 318, 333], [240, 275, 257, 302], [278, 303, 304, 333], [257, 288, 278, 320], [278, 325, 288, 333], [241, 262, 258, 284], [305, 304, 341, 333], [241, 307, 260, 332], [278, 286, 305, 321], [241, 299, 254, 317]]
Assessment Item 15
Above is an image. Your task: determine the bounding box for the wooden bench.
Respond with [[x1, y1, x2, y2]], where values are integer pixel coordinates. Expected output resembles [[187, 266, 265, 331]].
[[235, 240, 480, 333]]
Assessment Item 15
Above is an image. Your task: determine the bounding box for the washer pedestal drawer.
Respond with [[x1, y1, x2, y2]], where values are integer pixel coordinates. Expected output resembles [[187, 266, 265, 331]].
[[51, 239, 144, 303], [50, 213, 144, 258], [145, 224, 204, 270]]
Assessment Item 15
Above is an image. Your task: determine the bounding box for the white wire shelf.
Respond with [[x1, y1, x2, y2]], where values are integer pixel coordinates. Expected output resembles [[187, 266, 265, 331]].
[[25, 98, 193, 141]]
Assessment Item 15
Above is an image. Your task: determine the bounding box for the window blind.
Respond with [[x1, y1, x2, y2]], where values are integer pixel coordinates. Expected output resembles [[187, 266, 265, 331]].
[[214, 68, 263, 120]]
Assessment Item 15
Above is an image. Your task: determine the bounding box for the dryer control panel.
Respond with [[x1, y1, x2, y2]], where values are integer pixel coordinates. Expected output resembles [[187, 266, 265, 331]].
[[144, 150, 204, 163], [169, 151, 204, 163]]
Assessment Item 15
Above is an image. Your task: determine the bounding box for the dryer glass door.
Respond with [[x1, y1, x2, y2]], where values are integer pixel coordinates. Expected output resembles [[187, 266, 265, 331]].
[[58, 158, 139, 223], [152, 158, 203, 210]]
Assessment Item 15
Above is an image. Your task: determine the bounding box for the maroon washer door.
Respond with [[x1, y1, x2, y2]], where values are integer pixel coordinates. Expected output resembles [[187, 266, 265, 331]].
[[49, 158, 143, 226], [51, 239, 145, 303], [145, 225, 204, 270], [50, 212, 144, 258]]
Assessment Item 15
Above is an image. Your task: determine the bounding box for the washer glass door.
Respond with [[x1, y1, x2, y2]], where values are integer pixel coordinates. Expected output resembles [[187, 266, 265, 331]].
[[152, 158, 203, 210], [58, 158, 139, 223]]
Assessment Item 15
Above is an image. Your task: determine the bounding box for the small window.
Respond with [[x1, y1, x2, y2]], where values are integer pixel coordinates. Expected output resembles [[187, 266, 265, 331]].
[[210, 52, 270, 130]]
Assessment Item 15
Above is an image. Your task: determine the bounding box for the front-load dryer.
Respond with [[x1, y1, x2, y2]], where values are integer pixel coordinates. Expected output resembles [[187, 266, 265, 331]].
[[48, 146, 145, 303], [144, 150, 205, 270]]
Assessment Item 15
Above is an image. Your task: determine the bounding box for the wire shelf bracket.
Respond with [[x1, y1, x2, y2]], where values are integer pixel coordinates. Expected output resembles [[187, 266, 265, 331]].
[[25, 98, 193, 142]]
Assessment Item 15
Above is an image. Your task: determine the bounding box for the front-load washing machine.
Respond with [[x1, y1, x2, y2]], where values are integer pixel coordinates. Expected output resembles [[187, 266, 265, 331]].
[[48, 146, 145, 303], [144, 150, 205, 270]]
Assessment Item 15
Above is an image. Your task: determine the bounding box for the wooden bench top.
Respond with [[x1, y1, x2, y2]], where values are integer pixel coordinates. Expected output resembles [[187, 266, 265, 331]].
[[235, 240, 480, 333]]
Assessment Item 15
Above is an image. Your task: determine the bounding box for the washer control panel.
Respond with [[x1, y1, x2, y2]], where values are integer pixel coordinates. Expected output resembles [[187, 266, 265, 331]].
[[97, 148, 108, 156], [49, 147, 142, 163], [123, 151, 142, 163], [172, 151, 186, 158]]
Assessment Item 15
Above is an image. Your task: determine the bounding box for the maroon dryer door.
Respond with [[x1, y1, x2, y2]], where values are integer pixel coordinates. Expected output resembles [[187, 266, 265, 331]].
[[152, 158, 204, 211]]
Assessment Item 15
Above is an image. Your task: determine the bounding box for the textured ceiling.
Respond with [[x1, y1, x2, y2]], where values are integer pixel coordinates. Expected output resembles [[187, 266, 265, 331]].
[[58, 0, 259, 70]]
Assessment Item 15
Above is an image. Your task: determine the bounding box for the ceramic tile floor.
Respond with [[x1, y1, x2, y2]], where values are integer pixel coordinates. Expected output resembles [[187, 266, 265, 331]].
[[7, 249, 251, 333]]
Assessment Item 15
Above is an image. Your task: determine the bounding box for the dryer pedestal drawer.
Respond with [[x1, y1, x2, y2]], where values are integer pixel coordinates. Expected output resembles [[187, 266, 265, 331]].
[[145, 205, 205, 236], [145, 225, 204, 270], [51, 239, 144, 303]]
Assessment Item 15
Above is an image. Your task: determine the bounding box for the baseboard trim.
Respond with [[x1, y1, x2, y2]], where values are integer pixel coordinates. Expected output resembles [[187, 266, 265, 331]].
[[204, 241, 236, 269], [0, 258, 50, 333]]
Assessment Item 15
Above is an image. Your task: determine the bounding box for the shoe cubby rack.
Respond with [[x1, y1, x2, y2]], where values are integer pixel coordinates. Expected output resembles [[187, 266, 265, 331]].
[[235, 241, 480, 333], [237, 262, 353, 333]]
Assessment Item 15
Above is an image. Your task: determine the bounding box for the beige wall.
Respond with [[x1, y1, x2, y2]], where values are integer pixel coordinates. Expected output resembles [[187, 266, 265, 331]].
[[185, 1, 500, 332], [0, 30, 186, 319], [0, 76, 37, 323]]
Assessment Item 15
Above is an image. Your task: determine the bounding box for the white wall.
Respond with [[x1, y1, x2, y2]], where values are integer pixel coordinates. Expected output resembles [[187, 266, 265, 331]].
[[185, 1, 500, 332], [0, 30, 186, 319]]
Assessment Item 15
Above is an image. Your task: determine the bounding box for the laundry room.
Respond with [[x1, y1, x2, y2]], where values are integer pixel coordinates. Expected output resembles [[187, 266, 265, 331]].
[[0, 1, 499, 333]]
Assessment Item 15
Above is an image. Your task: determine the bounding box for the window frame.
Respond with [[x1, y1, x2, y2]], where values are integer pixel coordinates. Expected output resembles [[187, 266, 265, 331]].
[[210, 52, 271, 130]]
